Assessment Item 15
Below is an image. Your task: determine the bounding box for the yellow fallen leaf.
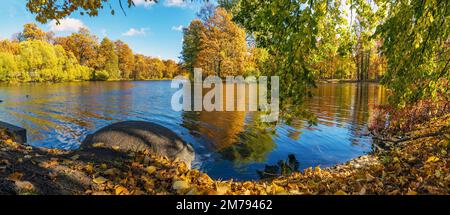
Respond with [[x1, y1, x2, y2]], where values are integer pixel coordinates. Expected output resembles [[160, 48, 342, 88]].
[[198, 173, 213, 184], [267, 183, 285, 194], [115, 186, 128, 195], [8, 172, 23, 181], [93, 177, 108, 184], [314, 165, 321, 172], [406, 190, 417, 195], [15, 181, 34, 190], [334, 190, 347, 195], [359, 187, 366, 195], [186, 188, 200, 195], [215, 182, 230, 195], [85, 164, 94, 173], [92, 142, 105, 148], [146, 166, 156, 174], [172, 180, 190, 190], [426, 156, 440, 163], [103, 168, 116, 175], [242, 181, 253, 189], [366, 173, 376, 182]]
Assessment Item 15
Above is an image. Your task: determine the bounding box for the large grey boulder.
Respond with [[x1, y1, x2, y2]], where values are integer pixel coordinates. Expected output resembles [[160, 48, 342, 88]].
[[82, 121, 195, 168]]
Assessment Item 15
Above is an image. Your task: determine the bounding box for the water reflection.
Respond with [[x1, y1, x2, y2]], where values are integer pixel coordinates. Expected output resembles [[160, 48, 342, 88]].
[[257, 154, 300, 179], [0, 81, 385, 180], [183, 110, 276, 163]]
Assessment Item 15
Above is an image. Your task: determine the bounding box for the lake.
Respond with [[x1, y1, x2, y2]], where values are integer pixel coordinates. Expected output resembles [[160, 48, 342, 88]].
[[0, 81, 386, 180]]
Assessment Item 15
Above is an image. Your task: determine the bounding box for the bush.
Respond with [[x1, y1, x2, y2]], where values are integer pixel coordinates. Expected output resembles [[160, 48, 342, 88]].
[[369, 100, 450, 135], [94, 70, 110, 81]]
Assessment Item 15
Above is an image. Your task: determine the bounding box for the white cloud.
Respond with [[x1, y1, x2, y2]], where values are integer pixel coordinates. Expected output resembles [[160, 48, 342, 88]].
[[133, 0, 156, 7], [171, 25, 184, 31], [122, 28, 148, 36], [164, 0, 186, 7], [49, 18, 87, 32]]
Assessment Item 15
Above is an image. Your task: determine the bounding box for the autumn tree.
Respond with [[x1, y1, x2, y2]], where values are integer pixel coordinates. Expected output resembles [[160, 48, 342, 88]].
[[0, 40, 20, 54], [163, 59, 179, 78], [0, 52, 19, 82], [349, 1, 386, 82], [54, 28, 99, 69], [181, 20, 204, 73], [0, 40, 90, 82], [16, 23, 47, 41], [98, 37, 120, 80], [244, 46, 268, 77], [199, 7, 247, 76], [133, 54, 147, 80], [182, 7, 247, 77], [145, 57, 165, 79], [115, 40, 135, 79], [376, 0, 449, 106]]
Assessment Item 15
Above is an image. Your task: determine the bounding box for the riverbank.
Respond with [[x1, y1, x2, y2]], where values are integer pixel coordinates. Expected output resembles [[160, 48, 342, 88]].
[[0, 78, 176, 85], [0, 114, 448, 195]]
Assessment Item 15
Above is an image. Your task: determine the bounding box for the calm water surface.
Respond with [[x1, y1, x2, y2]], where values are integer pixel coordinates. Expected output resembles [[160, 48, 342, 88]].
[[0, 81, 386, 180]]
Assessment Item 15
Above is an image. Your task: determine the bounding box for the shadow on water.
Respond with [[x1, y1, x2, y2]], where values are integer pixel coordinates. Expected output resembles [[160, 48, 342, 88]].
[[256, 154, 300, 180]]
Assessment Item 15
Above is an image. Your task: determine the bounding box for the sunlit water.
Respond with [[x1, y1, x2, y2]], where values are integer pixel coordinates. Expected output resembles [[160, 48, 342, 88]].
[[0, 81, 386, 180]]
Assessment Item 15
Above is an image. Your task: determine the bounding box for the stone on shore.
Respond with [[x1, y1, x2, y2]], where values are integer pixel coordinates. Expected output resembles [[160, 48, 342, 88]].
[[81, 121, 195, 168]]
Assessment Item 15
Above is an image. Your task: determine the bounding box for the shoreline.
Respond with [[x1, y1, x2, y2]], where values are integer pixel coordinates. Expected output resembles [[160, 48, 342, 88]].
[[318, 79, 380, 84], [0, 78, 378, 85], [0, 114, 448, 195], [0, 79, 175, 85]]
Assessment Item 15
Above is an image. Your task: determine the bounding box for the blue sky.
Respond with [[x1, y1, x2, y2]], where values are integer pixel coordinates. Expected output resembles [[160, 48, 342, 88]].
[[0, 0, 212, 61]]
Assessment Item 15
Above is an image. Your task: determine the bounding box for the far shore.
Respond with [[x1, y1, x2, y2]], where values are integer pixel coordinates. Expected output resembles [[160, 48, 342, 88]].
[[318, 79, 380, 83], [0, 78, 381, 85], [0, 78, 176, 85]]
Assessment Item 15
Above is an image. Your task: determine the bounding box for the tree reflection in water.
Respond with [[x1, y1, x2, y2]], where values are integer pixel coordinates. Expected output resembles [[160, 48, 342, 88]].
[[219, 120, 276, 163], [183, 110, 277, 163], [257, 154, 300, 179]]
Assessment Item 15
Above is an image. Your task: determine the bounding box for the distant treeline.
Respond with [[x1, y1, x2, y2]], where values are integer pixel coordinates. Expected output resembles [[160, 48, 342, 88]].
[[0, 24, 186, 83]]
